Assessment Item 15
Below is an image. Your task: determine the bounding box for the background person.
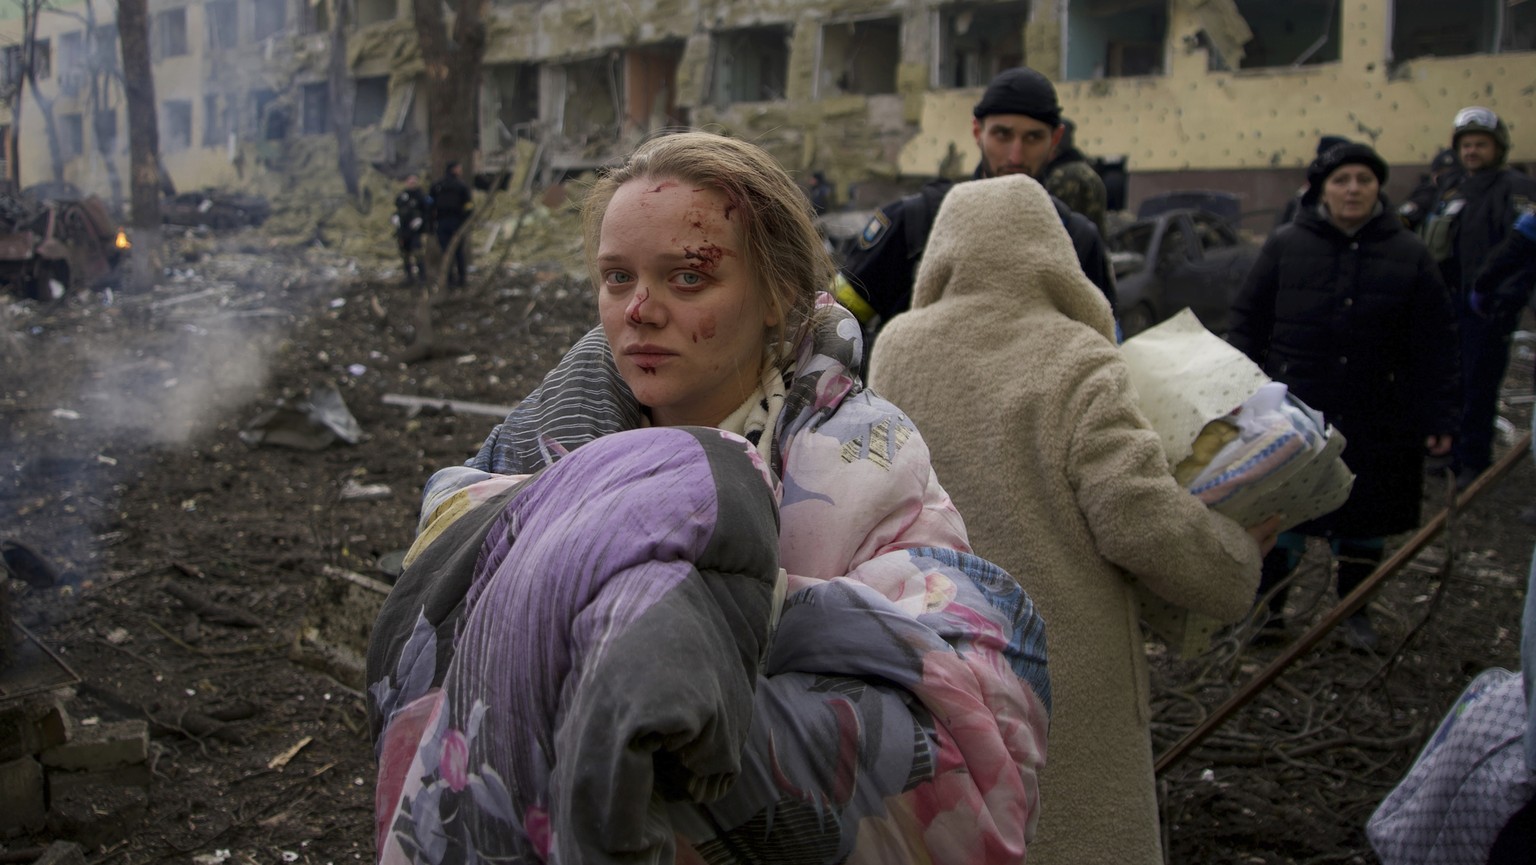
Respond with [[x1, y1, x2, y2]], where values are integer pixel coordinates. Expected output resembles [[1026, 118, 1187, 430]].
[[391, 173, 431, 284], [836, 67, 1116, 339], [1397, 148, 1461, 231], [868, 173, 1276, 865], [1420, 106, 1536, 489], [430, 160, 473, 288], [367, 131, 1051, 863], [1229, 142, 1459, 650]]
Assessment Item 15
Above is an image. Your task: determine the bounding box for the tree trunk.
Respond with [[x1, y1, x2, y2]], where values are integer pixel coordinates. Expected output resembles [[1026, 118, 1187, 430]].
[[24, 76, 63, 185], [412, 0, 488, 177], [328, 0, 359, 200], [19, 4, 63, 185], [117, 0, 162, 291]]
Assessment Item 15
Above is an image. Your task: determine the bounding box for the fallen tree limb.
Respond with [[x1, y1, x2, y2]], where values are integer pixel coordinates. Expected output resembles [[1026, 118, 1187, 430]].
[[164, 583, 264, 629]]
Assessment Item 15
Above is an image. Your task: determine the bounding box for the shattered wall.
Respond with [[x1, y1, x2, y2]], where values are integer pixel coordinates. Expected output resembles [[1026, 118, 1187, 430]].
[[5, 0, 1535, 219]]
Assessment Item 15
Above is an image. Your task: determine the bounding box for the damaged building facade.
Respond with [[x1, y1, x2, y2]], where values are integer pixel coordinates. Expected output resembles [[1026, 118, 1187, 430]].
[[1, 0, 1532, 217]]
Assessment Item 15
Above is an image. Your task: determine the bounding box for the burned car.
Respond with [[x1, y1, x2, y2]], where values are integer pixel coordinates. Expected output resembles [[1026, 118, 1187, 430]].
[[1109, 192, 1261, 338], [162, 189, 271, 230], [0, 185, 129, 299]]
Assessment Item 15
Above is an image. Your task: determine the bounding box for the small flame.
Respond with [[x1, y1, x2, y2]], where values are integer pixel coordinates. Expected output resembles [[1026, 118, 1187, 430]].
[[114, 229, 130, 250]]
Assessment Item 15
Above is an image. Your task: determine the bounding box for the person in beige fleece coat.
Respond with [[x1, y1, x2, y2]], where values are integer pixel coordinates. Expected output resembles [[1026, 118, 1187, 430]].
[[868, 174, 1277, 865]]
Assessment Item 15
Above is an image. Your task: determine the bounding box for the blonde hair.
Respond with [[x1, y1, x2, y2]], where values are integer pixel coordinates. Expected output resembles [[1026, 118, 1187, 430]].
[[581, 130, 833, 373]]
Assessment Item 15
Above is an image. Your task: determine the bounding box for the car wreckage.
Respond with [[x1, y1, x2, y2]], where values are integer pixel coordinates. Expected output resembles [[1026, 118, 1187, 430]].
[[0, 184, 129, 300], [1109, 191, 1262, 338]]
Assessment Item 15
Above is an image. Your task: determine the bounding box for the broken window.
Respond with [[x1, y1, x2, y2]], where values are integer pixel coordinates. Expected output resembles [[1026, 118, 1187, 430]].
[[203, 94, 231, 145], [57, 32, 84, 96], [1064, 0, 1166, 80], [2, 46, 22, 91], [301, 82, 330, 135], [623, 43, 686, 136], [152, 8, 189, 61], [252, 0, 288, 41], [357, 0, 396, 27], [162, 99, 192, 152], [58, 31, 83, 71], [818, 17, 900, 97], [61, 113, 83, 158], [1391, 0, 1536, 61], [935, 2, 1027, 88], [93, 108, 118, 154], [91, 25, 119, 70], [710, 26, 790, 107], [1208, 0, 1340, 70], [304, 0, 329, 35], [559, 55, 620, 143], [33, 39, 51, 80], [207, 0, 238, 49], [252, 88, 289, 140], [353, 75, 388, 127], [484, 62, 539, 146]]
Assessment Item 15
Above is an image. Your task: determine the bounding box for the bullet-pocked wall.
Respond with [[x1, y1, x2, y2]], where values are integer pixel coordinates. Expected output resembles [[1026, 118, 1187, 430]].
[[904, 0, 1536, 216], [4, 0, 1533, 218]]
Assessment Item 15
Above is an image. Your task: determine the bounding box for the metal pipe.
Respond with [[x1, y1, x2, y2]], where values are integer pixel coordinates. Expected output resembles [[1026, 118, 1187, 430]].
[[1154, 430, 1533, 775]]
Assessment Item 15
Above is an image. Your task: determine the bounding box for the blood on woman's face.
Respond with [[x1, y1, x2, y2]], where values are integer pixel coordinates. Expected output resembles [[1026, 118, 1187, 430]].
[[596, 178, 776, 427]]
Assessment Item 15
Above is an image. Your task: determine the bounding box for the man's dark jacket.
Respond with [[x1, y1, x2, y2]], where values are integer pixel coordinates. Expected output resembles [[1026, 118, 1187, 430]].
[[841, 171, 1116, 327], [430, 172, 473, 230]]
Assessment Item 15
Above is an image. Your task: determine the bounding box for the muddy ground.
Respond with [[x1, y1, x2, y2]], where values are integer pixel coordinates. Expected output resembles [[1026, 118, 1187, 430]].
[[1, 224, 1532, 865]]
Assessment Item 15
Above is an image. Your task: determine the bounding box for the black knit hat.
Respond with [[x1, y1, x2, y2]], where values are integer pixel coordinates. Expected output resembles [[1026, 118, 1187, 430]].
[[1315, 135, 1351, 157], [1304, 142, 1388, 203], [973, 68, 1062, 128]]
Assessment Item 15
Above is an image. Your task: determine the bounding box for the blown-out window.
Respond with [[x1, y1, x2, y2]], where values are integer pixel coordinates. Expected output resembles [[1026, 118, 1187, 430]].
[[934, 2, 1027, 89], [1064, 0, 1165, 80], [1391, 0, 1536, 61], [818, 17, 900, 97], [710, 26, 790, 106]]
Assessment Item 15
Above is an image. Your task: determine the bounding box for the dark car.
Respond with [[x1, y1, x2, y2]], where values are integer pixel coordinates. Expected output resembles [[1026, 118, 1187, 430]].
[[1108, 206, 1260, 338]]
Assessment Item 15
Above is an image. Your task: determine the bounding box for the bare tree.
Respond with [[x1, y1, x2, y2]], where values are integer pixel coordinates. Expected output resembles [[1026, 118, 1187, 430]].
[[116, 0, 160, 289], [327, 0, 359, 200], [412, 0, 487, 178], [0, 0, 66, 186]]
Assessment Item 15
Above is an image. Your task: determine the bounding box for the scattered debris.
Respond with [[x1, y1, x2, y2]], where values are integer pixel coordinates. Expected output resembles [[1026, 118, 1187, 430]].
[[339, 480, 392, 501], [163, 583, 263, 629], [162, 190, 272, 231], [266, 736, 312, 770], [0, 188, 130, 300], [381, 392, 518, 419], [2, 539, 61, 589], [239, 384, 365, 450]]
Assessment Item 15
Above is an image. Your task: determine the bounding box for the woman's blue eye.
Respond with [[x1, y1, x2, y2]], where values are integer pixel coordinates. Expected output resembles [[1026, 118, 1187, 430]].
[[677, 271, 702, 286], [607, 271, 633, 285]]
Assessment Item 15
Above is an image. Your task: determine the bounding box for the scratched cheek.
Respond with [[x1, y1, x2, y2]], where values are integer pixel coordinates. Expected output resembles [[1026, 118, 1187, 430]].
[[698, 314, 717, 340]]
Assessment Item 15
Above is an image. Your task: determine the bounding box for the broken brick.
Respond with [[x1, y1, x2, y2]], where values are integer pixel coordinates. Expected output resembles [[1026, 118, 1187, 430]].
[[33, 840, 88, 865], [39, 719, 148, 771], [0, 696, 72, 762]]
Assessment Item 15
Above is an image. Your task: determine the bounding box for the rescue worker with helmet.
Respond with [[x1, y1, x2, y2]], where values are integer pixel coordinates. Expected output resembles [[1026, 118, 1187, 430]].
[[1420, 106, 1536, 489]]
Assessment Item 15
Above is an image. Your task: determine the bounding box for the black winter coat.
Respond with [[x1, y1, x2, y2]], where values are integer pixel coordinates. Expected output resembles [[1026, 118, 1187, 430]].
[[1228, 203, 1460, 537]]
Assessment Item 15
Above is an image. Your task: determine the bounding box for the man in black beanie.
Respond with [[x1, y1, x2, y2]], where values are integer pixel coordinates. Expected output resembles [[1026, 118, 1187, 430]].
[[835, 67, 1116, 345]]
